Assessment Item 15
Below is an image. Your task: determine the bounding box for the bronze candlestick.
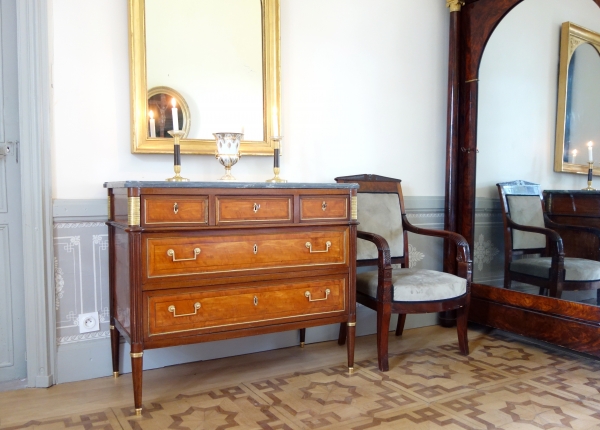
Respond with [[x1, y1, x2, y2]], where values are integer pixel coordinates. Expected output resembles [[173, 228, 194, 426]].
[[266, 136, 286, 183], [166, 130, 189, 182]]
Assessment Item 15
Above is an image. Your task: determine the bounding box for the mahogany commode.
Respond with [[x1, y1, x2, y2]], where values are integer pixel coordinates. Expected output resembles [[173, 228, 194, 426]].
[[105, 181, 358, 413]]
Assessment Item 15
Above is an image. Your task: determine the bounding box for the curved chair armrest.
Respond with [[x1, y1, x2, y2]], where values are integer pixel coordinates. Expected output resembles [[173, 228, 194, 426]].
[[357, 230, 393, 301], [544, 214, 600, 239], [401, 215, 471, 263], [506, 215, 564, 255]]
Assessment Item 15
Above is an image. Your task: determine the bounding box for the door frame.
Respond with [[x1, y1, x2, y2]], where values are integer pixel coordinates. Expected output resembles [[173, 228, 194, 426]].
[[16, 0, 55, 388]]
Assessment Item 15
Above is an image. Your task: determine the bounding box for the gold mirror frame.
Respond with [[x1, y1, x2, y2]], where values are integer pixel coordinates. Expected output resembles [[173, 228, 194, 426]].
[[554, 21, 600, 174], [128, 0, 280, 155]]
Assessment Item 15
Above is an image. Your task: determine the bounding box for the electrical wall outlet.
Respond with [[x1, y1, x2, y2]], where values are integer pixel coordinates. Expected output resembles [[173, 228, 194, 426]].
[[78, 311, 100, 334]]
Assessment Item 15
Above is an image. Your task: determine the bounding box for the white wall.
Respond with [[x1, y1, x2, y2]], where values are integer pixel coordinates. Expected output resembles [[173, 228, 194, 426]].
[[51, 0, 450, 199], [476, 0, 600, 198]]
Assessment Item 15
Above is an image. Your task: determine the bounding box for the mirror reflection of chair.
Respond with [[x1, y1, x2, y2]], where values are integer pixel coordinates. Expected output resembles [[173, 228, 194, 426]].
[[336, 174, 472, 372], [498, 180, 600, 300]]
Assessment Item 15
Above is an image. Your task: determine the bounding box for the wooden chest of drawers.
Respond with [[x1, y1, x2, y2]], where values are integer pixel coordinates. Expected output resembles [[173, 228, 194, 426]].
[[105, 181, 358, 413]]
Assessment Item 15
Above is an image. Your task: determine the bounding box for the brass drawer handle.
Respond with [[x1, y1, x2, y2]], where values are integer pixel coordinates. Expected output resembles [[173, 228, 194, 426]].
[[173, 202, 179, 214], [305, 289, 331, 302], [167, 248, 201, 261], [322, 201, 327, 211], [168, 302, 201, 317], [305, 241, 331, 253], [253, 203, 260, 213]]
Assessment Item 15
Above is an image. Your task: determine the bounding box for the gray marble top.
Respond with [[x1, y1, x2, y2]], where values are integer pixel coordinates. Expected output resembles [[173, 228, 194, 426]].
[[104, 181, 359, 190], [544, 189, 600, 195]]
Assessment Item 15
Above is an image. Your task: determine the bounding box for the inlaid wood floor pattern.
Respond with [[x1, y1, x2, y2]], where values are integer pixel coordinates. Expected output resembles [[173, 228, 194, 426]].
[[2, 325, 600, 429]]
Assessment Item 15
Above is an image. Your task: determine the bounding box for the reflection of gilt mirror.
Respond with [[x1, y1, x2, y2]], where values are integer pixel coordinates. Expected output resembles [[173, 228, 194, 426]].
[[129, 0, 280, 155], [147, 86, 190, 139], [554, 22, 600, 174]]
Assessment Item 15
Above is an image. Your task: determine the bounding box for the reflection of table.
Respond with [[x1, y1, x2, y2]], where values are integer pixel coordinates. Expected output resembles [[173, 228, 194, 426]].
[[105, 181, 358, 414], [543, 190, 600, 260]]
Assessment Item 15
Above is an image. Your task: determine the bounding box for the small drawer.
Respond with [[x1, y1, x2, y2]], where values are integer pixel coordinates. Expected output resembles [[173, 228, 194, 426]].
[[146, 277, 347, 336], [144, 228, 348, 280], [300, 196, 348, 221], [143, 196, 208, 226], [216, 196, 292, 224]]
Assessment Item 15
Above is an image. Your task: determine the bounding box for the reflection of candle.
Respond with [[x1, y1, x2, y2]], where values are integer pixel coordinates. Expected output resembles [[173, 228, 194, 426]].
[[571, 149, 577, 164], [171, 98, 179, 131], [272, 106, 279, 136], [149, 110, 156, 138], [588, 141, 594, 162]]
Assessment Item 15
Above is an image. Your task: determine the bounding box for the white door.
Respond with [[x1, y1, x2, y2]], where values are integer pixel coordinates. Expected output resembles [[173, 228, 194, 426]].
[[0, 0, 26, 384]]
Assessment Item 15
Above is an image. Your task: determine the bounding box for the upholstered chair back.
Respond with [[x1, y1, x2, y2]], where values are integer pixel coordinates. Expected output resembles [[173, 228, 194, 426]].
[[506, 195, 546, 250], [356, 192, 404, 260]]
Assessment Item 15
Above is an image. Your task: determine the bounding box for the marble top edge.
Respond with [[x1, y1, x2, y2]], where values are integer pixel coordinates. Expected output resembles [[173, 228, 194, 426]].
[[103, 181, 359, 189], [543, 189, 600, 194]]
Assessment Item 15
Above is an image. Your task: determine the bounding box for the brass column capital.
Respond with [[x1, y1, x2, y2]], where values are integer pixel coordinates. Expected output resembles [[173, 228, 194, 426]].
[[446, 0, 465, 12]]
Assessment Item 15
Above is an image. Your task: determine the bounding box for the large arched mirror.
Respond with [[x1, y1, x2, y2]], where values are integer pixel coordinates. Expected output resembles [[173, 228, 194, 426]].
[[128, 0, 280, 155], [448, 0, 600, 356]]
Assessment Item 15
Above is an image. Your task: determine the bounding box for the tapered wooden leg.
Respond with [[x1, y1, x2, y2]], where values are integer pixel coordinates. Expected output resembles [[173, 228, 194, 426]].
[[376, 303, 391, 372], [130, 346, 144, 415], [110, 325, 120, 377], [299, 328, 306, 347], [456, 305, 469, 355], [347, 322, 355, 373], [338, 322, 347, 345], [538, 287, 545, 296], [596, 289, 600, 305], [395, 314, 406, 336]]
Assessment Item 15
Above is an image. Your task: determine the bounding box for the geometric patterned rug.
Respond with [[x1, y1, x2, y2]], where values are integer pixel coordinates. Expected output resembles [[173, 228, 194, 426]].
[[3, 332, 600, 429]]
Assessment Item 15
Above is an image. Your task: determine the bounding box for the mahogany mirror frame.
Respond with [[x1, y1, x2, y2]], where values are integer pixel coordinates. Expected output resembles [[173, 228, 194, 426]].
[[444, 0, 600, 357]]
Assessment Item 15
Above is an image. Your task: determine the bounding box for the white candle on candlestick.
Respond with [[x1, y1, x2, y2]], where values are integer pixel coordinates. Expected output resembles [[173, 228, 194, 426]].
[[588, 141, 594, 162], [149, 110, 156, 138], [272, 106, 279, 137], [171, 98, 179, 131], [571, 149, 577, 164]]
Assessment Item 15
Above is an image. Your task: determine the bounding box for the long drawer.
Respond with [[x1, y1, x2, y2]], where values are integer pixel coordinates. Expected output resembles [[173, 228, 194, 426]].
[[144, 228, 348, 280], [145, 276, 347, 336]]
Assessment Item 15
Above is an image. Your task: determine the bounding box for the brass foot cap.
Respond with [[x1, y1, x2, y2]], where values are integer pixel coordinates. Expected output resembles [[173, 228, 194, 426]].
[[135, 408, 142, 416], [300, 342, 305, 348], [113, 371, 119, 378], [348, 367, 355, 374]]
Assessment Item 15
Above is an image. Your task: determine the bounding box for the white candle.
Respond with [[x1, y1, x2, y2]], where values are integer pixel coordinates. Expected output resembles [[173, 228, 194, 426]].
[[571, 149, 577, 164], [588, 141, 594, 162], [149, 110, 156, 138], [272, 106, 279, 137], [171, 98, 179, 131]]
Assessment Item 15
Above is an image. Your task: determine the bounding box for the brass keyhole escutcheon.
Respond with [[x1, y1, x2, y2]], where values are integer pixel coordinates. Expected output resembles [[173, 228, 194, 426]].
[[254, 296, 258, 306], [253, 244, 258, 254], [322, 201, 327, 211], [253, 203, 260, 213], [174, 202, 179, 214]]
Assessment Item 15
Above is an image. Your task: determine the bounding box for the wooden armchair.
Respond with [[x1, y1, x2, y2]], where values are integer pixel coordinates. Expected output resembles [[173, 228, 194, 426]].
[[498, 180, 600, 299], [336, 174, 472, 372]]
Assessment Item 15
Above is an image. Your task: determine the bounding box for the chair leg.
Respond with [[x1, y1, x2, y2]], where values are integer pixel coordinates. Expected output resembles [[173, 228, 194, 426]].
[[338, 323, 347, 345], [376, 303, 391, 372], [299, 328, 305, 348], [456, 305, 469, 356], [395, 314, 406, 336], [538, 287, 545, 296], [597, 289, 600, 306]]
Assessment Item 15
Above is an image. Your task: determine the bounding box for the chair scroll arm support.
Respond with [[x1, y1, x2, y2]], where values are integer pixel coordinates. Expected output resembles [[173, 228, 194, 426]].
[[401, 215, 471, 263], [544, 215, 600, 244], [506, 216, 564, 255], [357, 230, 393, 302]]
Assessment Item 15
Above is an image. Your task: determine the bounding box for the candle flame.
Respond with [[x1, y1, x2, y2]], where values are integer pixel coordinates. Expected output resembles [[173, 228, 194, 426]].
[[588, 141, 594, 148], [171, 98, 177, 108], [149, 110, 154, 119], [572, 149, 578, 156]]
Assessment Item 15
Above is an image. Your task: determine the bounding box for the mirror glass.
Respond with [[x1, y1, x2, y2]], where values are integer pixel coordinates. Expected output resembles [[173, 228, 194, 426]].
[[554, 22, 600, 174], [475, 0, 600, 306], [128, 0, 280, 155], [145, 0, 264, 141]]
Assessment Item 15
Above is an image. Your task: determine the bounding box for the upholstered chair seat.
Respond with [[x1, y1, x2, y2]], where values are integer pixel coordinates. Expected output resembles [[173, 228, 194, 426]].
[[497, 180, 600, 299], [357, 269, 467, 302], [510, 257, 600, 282], [335, 174, 472, 372]]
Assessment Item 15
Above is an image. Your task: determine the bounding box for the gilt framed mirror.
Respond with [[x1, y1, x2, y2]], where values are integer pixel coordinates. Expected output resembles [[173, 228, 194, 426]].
[[128, 0, 281, 155], [554, 22, 600, 175]]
